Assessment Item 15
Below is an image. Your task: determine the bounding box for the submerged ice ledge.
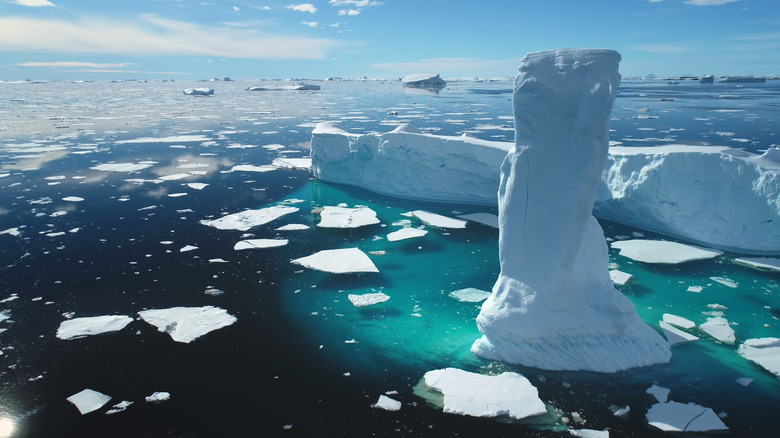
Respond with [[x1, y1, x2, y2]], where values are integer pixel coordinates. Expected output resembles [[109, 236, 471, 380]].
[[311, 126, 780, 255]]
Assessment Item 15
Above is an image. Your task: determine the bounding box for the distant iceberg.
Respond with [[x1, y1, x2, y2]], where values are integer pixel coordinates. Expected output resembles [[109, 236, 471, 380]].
[[183, 88, 214, 96], [402, 74, 446, 89], [246, 82, 320, 91]]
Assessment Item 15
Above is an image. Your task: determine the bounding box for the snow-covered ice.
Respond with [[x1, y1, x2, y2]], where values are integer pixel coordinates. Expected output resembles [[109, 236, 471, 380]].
[[386, 227, 427, 242], [372, 395, 401, 411], [410, 210, 466, 229], [317, 206, 379, 228], [56, 315, 133, 340], [738, 337, 780, 377], [646, 401, 728, 432], [347, 292, 390, 307], [145, 392, 171, 403], [569, 430, 609, 438], [105, 400, 133, 415], [233, 239, 288, 250], [138, 306, 237, 343], [179, 245, 198, 252], [472, 49, 671, 372], [276, 223, 309, 231], [291, 248, 378, 274], [449, 288, 491, 303], [230, 164, 276, 173], [200, 206, 299, 231], [183, 88, 214, 96], [67, 389, 112, 415], [62, 196, 84, 202], [700, 316, 736, 344], [662, 313, 696, 330], [422, 368, 546, 420], [610, 239, 722, 264]]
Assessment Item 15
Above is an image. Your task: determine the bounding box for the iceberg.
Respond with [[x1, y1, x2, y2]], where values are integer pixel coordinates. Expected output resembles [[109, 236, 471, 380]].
[[610, 239, 723, 264], [386, 227, 427, 242], [646, 401, 728, 432], [56, 315, 133, 340], [200, 206, 299, 231], [67, 389, 112, 415], [372, 395, 401, 411], [347, 292, 390, 307], [317, 206, 380, 229], [448, 288, 491, 303], [421, 368, 546, 420], [738, 338, 780, 377], [246, 82, 320, 91], [472, 49, 671, 372], [138, 306, 237, 343], [183, 88, 214, 96], [402, 74, 446, 89], [291, 248, 379, 274], [145, 392, 171, 403]]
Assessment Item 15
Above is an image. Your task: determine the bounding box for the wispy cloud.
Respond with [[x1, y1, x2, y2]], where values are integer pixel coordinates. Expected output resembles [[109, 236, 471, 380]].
[[0, 14, 344, 59], [287, 3, 317, 13], [10, 0, 55, 6], [338, 9, 360, 16], [683, 0, 739, 5], [301, 21, 318, 28], [16, 61, 133, 68]]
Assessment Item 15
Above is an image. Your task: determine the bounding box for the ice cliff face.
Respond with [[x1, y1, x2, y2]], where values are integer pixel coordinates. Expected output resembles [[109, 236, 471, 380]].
[[470, 48, 671, 372]]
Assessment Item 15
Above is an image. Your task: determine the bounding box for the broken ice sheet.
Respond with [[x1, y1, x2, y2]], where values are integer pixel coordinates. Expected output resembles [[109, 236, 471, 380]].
[[372, 395, 401, 411], [386, 227, 427, 242], [317, 206, 379, 229], [457, 212, 498, 228], [609, 269, 631, 286], [91, 162, 154, 172], [291, 248, 379, 274], [106, 400, 133, 415], [347, 292, 390, 307], [67, 389, 112, 415], [738, 337, 780, 377], [448, 288, 491, 303], [233, 239, 288, 250], [659, 321, 700, 346], [700, 316, 736, 344], [734, 257, 780, 272], [646, 401, 728, 432], [646, 384, 670, 403], [56, 315, 133, 340], [138, 306, 237, 343], [421, 368, 546, 420], [200, 206, 299, 231], [610, 239, 723, 264], [410, 210, 467, 229]]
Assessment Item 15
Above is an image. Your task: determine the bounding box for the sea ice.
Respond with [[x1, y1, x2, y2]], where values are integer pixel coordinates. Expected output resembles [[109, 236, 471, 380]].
[[272, 157, 312, 170], [609, 269, 632, 286], [472, 49, 671, 372], [183, 88, 214, 95], [700, 316, 736, 344], [386, 227, 427, 242], [646, 384, 670, 403], [179, 245, 198, 252], [145, 392, 171, 403], [0, 228, 21, 237], [230, 164, 277, 173], [738, 337, 780, 377], [291, 248, 379, 274], [91, 163, 154, 172], [276, 223, 309, 231], [67, 389, 112, 415], [662, 313, 696, 330], [372, 395, 401, 411], [105, 400, 133, 415], [646, 401, 728, 432], [402, 74, 446, 88], [457, 212, 499, 228], [62, 196, 84, 202], [233, 239, 288, 250], [187, 183, 209, 190], [138, 306, 237, 343], [410, 210, 467, 229], [659, 321, 700, 346], [422, 368, 546, 420], [449, 288, 491, 303], [734, 257, 780, 272], [610, 239, 722, 264], [709, 276, 738, 288], [317, 206, 380, 229], [200, 206, 299, 231], [56, 315, 133, 340], [568, 430, 609, 438], [347, 292, 390, 307]]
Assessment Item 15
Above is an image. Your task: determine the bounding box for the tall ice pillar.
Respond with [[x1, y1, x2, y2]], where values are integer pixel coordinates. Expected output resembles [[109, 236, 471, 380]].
[[472, 49, 671, 372]]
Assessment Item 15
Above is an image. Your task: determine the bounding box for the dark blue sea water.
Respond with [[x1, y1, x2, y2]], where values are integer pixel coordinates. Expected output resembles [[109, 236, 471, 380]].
[[0, 78, 778, 437]]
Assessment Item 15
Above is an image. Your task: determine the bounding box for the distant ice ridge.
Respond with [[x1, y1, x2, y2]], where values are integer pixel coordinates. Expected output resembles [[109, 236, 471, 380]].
[[402, 74, 446, 89], [310, 127, 780, 257], [472, 48, 671, 372]]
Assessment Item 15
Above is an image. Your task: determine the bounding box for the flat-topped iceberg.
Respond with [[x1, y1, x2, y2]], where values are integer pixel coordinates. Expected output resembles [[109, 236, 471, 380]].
[[472, 49, 671, 372], [56, 315, 133, 340], [200, 206, 299, 231], [317, 206, 379, 229], [291, 248, 379, 274], [138, 306, 237, 343], [402, 74, 446, 88], [610, 239, 723, 264], [67, 389, 112, 415], [738, 337, 780, 377], [183, 88, 214, 96]]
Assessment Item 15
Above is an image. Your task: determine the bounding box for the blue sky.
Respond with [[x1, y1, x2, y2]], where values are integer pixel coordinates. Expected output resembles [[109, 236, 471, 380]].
[[1, 0, 778, 80]]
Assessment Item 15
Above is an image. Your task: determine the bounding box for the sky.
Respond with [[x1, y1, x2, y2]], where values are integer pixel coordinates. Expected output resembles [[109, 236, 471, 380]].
[[0, 0, 779, 81]]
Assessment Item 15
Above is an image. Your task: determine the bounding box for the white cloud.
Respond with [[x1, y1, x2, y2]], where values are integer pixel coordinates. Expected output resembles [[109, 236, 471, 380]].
[[301, 21, 318, 28], [11, 0, 55, 6], [0, 14, 343, 59], [683, 0, 739, 5], [338, 9, 360, 16], [233, 6, 240, 11], [287, 3, 317, 13], [16, 61, 133, 68]]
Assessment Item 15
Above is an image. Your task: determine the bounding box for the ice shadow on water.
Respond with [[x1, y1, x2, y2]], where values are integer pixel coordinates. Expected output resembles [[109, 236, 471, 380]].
[[356, 305, 404, 320]]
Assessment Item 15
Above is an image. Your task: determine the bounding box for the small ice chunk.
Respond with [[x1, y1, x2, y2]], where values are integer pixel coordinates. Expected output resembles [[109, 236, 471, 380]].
[[734, 257, 780, 272], [105, 400, 133, 415], [457, 212, 499, 228], [411, 210, 467, 229], [609, 269, 632, 286], [230, 164, 276, 173], [700, 316, 736, 344], [659, 321, 700, 346], [62, 196, 84, 202], [138, 306, 237, 343], [168, 193, 188, 198], [291, 248, 379, 274], [209, 258, 228, 263], [187, 183, 209, 190], [91, 163, 154, 172], [613, 405, 630, 417], [233, 239, 288, 250], [687, 285, 703, 293], [611, 240, 723, 264], [709, 276, 738, 288], [372, 395, 401, 411], [387, 227, 427, 242], [56, 315, 133, 340], [1, 228, 21, 237], [145, 392, 171, 403], [422, 368, 546, 420], [449, 288, 491, 303], [200, 206, 299, 231], [735, 377, 753, 386], [662, 313, 696, 330], [646, 401, 728, 432], [569, 429, 610, 438], [738, 338, 780, 377], [276, 223, 309, 231], [317, 206, 379, 229], [179, 245, 198, 252], [67, 389, 112, 415], [347, 292, 390, 307], [646, 384, 670, 403]]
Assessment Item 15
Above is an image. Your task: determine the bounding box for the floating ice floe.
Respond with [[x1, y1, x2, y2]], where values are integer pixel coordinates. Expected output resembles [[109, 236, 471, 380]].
[[662, 313, 696, 329], [246, 82, 320, 91], [687, 285, 703, 293], [569, 430, 609, 438], [230, 164, 276, 173], [734, 257, 780, 272], [738, 338, 780, 377], [56, 315, 133, 340], [105, 400, 133, 415], [347, 292, 390, 307], [710, 276, 738, 288], [386, 227, 427, 242], [609, 269, 632, 286], [372, 395, 401, 411], [410, 210, 467, 229], [646, 401, 728, 432], [117, 135, 210, 144], [200, 205, 299, 231], [67, 389, 112, 415], [457, 212, 499, 228], [0, 228, 21, 237], [659, 321, 700, 346], [233, 239, 288, 250], [183, 88, 214, 96], [62, 196, 84, 202], [91, 163, 154, 172], [276, 223, 309, 231], [646, 384, 670, 403], [402, 74, 446, 88], [272, 157, 312, 170], [449, 288, 491, 303], [610, 239, 723, 264], [422, 368, 546, 420], [145, 392, 171, 403], [179, 245, 198, 252], [187, 182, 209, 190], [291, 248, 378, 274], [700, 316, 736, 344], [317, 206, 379, 229], [138, 306, 237, 343]]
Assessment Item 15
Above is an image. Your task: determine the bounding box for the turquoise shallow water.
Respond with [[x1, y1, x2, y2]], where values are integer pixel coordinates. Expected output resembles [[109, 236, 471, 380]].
[[0, 78, 778, 436]]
